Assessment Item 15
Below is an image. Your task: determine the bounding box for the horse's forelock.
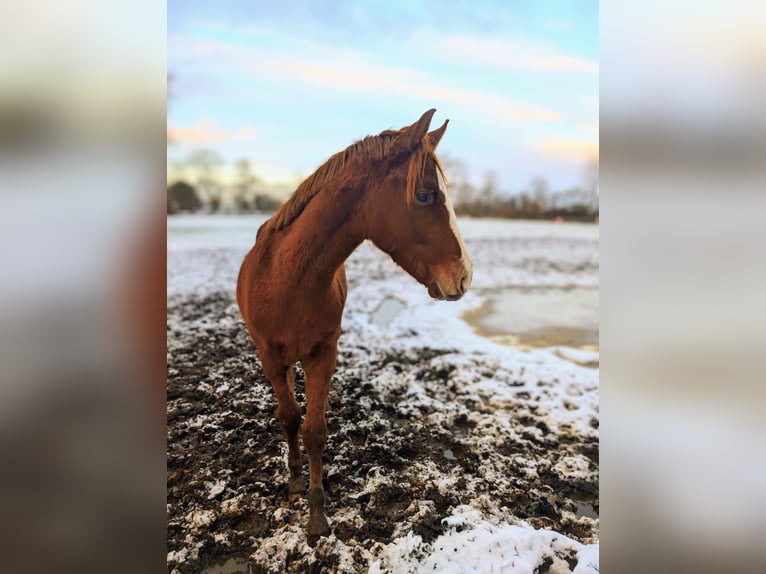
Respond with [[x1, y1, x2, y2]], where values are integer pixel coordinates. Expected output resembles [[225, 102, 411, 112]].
[[404, 136, 447, 207]]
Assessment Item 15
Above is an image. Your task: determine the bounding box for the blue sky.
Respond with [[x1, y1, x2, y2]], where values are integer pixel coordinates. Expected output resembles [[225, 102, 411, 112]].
[[168, 1, 598, 193]]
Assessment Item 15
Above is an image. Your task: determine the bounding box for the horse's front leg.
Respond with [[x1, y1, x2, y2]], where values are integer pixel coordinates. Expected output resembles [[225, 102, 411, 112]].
[[261, 356, 304, 495], [301, 341, 337, 544]]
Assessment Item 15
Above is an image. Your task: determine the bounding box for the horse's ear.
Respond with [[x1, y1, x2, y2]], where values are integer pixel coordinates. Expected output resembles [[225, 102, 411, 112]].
[[427, 119, 449, 149], [394, 108, 436, 153]]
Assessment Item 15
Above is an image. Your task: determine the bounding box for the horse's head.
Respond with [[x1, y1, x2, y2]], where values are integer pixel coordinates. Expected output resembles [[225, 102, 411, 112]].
[[364, 109, 472, 301]]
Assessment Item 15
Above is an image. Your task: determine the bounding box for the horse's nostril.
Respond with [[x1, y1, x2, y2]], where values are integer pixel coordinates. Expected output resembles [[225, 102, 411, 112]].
[[459, 268, 473, 294]]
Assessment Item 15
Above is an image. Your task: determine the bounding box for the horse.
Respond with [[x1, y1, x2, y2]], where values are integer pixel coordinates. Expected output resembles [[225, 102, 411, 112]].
[[236, 108, 472, 542]]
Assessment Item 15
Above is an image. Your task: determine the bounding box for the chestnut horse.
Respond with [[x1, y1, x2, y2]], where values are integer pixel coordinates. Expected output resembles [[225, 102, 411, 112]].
[[236, 109, 472, 542]]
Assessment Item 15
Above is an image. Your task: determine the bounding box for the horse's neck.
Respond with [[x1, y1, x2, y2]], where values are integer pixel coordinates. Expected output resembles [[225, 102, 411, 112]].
[[285, 181, 366, 287]]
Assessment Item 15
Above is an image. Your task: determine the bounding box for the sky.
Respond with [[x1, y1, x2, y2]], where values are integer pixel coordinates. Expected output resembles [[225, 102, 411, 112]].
[[168, 1, 598, 194]]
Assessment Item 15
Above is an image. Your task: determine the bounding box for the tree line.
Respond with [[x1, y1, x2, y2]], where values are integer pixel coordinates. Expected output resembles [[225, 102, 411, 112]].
[[168, 148, 598, 222], [440, 155, 598, 222], [167, 148, 285, 215]]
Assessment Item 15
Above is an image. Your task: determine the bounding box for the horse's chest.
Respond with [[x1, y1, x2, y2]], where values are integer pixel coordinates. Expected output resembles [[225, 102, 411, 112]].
[[254, 291, 343, 359]]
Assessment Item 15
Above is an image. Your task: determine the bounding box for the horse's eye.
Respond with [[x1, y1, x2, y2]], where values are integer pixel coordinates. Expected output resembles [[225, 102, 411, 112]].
[[415, 191, 434, 205]]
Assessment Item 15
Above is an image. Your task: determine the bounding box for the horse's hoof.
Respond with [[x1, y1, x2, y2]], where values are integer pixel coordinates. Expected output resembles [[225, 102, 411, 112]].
[[288, 475, 305, 494], [307, 514, 330, 546]]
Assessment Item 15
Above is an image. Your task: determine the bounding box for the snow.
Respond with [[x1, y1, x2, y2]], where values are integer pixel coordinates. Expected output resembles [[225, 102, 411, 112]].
[[369, 506, 598, 574], [206, 479, 227, 500], [167, 214, 599, 572]]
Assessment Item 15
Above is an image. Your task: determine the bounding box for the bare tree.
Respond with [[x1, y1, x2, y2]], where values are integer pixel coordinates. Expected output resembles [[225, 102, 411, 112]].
[[530, 176, 551, 212], [232, 157, 260, 212], [170, 160, 187, 183], [582, 157, 599, 212], [439, 153, 476, 207], [186, 148, 224, 212], [479, 170, 499, 204]]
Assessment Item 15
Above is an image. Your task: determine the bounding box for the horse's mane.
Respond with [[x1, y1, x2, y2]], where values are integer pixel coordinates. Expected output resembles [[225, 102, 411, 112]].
[[264, 128, 445, 232]]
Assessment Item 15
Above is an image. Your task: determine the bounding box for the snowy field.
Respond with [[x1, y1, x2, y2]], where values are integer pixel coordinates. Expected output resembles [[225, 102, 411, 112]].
[[167, 214, 599, 573]]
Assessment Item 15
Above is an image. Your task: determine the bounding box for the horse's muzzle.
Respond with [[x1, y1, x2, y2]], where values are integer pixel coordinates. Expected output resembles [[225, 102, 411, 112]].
[[429, 268, 471, 301]]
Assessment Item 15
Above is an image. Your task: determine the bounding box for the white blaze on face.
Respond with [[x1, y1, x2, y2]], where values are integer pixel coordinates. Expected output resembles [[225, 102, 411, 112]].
[[438, 168, 473, 288]]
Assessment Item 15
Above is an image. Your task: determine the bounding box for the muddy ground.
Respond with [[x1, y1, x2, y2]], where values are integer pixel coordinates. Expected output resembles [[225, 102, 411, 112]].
[[168, 308, 598, 571]]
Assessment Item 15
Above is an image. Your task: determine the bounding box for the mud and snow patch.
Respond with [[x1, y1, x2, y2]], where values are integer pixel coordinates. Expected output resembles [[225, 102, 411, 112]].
[[167, 217, 599, 573], [187, 509, 217, 533]]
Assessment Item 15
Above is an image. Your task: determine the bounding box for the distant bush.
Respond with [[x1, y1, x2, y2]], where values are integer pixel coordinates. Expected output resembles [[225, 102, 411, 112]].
[[167, 181, 201, 214], [453, 194, 598, 222]]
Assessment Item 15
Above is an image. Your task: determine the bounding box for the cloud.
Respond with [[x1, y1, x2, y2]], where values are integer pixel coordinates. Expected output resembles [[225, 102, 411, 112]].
[[170, 35, 561, 123], [416, 31, 598, 74], [532, 137, 599, 162], [397, 84, 560, 122], [251, 58, 561, 122], [167, 118, 255, 144]]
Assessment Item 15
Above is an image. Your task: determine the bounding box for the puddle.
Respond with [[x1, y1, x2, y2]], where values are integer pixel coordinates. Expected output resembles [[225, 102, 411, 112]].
[[553, 348, 599, 368], [570, 489, 599, 519], [576, 501, 599, 519], [201, 554, 249, 574], [371, 297, 407, 327], [463, 287, 598, 350]]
